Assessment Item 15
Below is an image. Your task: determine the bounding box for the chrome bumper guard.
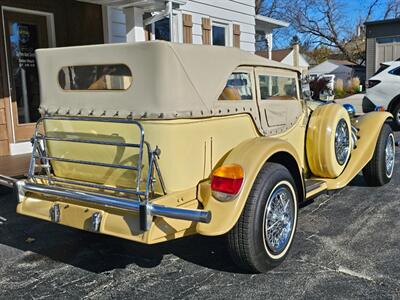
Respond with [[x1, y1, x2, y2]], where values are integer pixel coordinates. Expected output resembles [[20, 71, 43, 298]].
[[17, 180, 211, 230]]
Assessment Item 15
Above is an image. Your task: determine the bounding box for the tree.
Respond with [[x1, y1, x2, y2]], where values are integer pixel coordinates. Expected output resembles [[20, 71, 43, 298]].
[[383, 0, 400, 19], [307, 47, 334, 64], [256, 0, 286, 18], [256, 0, 399, 65], [283, 0, 371, 64]]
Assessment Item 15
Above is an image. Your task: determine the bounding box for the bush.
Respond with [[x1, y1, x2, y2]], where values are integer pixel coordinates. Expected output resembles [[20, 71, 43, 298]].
[[334, 79, 346, 98], [351, 77, 361, 93], [345, 77, 361, 94]]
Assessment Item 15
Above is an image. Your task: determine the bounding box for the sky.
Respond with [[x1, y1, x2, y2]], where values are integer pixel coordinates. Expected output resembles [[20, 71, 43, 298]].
[[344, 0, 392, 22], [271, 0, 397, 49]]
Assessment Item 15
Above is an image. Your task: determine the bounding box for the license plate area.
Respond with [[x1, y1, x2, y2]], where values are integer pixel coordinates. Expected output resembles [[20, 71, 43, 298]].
[[51, 202, 104, 232]]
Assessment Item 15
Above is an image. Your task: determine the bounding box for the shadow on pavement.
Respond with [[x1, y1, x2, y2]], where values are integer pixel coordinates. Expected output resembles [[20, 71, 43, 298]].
[[0, 190, 243, 274], [348, 174, 367, 187]]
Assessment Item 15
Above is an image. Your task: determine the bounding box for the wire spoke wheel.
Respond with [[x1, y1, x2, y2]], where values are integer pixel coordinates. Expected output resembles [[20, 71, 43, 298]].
[[263, 183, 294, 254], [227, 163, 298, 273], [335, 118, 350, 166], [385, 133, 395, 178]]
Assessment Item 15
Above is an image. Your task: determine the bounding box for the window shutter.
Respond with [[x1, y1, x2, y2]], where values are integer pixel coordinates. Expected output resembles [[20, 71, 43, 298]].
[[233, 24, 241, 48], [202, 17, 211, 45], [182, 14, 193, 44], [144, 25, 151, 41]]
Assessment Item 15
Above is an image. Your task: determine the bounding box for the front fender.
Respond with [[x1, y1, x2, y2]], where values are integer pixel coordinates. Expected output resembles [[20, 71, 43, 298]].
[[196, 137, 302, 236], [323, 111, 392, 189]]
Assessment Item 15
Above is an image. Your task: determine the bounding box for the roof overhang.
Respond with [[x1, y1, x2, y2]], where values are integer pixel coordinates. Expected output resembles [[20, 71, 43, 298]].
[[255, 15, 289, 32], [364, 17, 400, 26], [77, 0, 187, 10]]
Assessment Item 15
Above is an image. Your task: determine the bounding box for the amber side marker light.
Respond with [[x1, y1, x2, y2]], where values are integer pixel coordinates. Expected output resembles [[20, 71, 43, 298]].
[[211, 164, 244, 202], [375, 106, 385, 112]]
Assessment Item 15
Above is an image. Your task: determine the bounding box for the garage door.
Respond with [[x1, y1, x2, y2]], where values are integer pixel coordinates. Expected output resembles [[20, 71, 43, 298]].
[[376, 37, 400, 65]]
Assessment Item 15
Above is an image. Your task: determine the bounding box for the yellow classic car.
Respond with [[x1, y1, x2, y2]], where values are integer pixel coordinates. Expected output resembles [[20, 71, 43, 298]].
[[7, 41, 395, 273]]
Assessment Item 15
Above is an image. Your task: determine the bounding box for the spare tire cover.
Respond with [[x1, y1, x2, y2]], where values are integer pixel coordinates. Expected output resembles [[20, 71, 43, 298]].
[[306, 103, 351, 178]]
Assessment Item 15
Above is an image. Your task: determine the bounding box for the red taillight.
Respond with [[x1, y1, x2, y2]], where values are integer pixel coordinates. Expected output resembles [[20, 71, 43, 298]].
[[211, 176, 244, 195], [367, 80, 381, 89], [211, 164, 244, 201]]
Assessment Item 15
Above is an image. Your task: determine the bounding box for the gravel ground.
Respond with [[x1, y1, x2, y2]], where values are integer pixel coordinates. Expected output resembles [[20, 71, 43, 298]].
[[0, 133, 399, 299]]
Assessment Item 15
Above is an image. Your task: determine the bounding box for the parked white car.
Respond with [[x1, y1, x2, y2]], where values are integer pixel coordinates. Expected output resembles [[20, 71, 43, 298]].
[[363, 60, 400, 129]]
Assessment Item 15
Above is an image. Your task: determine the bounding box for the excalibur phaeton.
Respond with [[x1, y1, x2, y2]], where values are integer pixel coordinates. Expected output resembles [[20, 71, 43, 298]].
[[8, 41, 395, 272]]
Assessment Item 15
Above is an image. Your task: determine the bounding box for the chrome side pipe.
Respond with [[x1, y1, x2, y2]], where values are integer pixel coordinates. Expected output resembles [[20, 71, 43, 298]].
[[17, 181, 211, 231]]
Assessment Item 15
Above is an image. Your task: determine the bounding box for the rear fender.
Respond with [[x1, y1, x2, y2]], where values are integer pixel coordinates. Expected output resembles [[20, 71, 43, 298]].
[[196, 137, 303, 236]]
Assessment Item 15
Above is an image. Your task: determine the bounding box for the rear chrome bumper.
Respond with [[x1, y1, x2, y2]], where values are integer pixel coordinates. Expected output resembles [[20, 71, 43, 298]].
[[0, 175, 18, 189], [16, 180, 211, 230]]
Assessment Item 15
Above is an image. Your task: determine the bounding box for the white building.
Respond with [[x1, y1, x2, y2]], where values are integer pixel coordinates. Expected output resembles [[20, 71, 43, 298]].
[[257, 44, 309, 74], [87, 0, 288, 53], [309, 60, 355, 83]]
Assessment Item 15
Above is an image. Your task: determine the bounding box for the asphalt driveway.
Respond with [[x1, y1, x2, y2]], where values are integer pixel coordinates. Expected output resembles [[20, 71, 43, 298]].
[[0, 134, 399, 299]]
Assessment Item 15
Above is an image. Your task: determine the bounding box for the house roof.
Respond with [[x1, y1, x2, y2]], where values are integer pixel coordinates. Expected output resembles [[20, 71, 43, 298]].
[[255, 49, 293, 62], [271, 49, 292, 62], [365, 17, 400, 26], [255, 51, 269, 59], [309, 60, 354, 75], [78, 0, 187, 9], [328, 59, 357, 66]]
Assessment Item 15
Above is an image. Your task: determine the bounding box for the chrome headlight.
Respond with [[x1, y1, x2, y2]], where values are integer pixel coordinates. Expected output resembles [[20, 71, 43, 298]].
[[342, 104, 356, 118], [335, 119, 350, 165]]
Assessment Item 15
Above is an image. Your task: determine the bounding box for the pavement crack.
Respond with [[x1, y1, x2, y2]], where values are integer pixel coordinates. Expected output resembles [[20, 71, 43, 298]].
[[175, 272, 215, 298], [297, 258, 377, 284], [336, 266, 376, 283]]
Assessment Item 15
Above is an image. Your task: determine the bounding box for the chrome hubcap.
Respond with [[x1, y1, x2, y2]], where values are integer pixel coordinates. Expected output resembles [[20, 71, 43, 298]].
[[335, 119, 350, 165], [264, 184, 294, 254], [385, 134, 395, 178]]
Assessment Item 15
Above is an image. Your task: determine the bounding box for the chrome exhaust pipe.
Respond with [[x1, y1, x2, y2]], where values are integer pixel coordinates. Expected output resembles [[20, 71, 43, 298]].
[[18, 181, 211, 226]]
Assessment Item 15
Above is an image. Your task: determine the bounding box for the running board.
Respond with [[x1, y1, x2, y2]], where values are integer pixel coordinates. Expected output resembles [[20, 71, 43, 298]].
[[305, 179, 327, 199]]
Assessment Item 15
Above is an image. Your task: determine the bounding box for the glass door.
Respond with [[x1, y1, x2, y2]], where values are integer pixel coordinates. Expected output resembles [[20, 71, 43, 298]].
[[3, 10, 50, 141]]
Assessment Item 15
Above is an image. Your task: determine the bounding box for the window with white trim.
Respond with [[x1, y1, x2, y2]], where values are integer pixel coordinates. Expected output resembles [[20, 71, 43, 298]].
[[212, 21, 229, 46], [147, 14, 179, 42]]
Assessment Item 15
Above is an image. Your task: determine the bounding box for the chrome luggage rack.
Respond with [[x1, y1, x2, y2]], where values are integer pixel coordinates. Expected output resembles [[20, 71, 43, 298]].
[[16, 116, 211, 231]]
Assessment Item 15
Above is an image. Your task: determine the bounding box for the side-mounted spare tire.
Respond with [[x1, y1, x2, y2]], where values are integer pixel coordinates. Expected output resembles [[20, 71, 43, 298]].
[[306, 103, 352, 178]]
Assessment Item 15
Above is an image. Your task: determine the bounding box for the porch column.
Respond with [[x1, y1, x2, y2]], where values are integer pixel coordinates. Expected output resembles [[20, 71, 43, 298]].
[[123, 6, 145, 42], [265, 32, 273, 60]]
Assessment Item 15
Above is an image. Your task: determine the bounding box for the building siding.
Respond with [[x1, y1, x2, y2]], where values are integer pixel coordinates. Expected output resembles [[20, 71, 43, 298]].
[[182, 0, 255, 51], [366, 38, 376, 79], [106, 0, 256, 52], [365, 19, 400, 80]]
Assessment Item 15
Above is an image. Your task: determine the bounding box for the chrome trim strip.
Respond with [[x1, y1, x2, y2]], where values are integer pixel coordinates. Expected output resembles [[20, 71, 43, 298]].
[[37, 135, 141, 148], [32, 175, 146, 196], [33, 155, 139, 171], [19, 181, 211, 224]]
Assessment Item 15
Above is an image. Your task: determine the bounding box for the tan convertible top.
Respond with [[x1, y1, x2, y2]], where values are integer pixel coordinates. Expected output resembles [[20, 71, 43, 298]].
[[37, 41, 300, 118]]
